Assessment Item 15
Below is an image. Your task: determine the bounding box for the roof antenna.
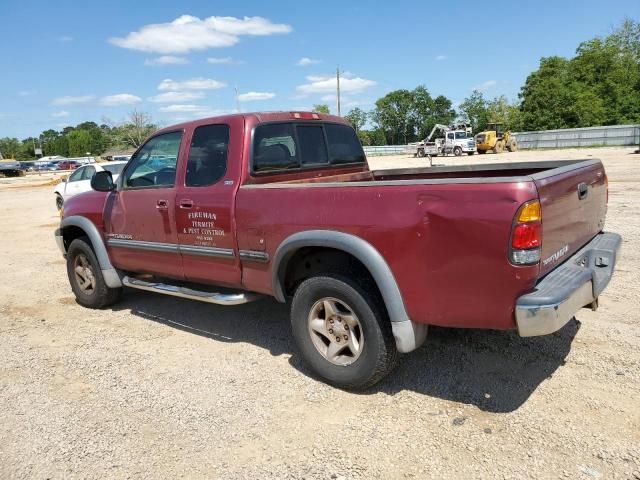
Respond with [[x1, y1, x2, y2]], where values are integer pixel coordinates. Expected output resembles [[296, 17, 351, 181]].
[[235, 85, 241, 113]]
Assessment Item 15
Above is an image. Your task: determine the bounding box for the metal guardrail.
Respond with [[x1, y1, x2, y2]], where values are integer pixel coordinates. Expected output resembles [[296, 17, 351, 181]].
[[363, 145, 406, 156], [513, 125, 640, 149]]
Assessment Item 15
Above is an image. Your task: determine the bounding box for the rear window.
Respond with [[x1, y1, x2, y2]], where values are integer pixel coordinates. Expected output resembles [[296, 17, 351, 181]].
[[252, 122, 364, 173], [325, 124, 366, 164], [102, 163, 125, 175]]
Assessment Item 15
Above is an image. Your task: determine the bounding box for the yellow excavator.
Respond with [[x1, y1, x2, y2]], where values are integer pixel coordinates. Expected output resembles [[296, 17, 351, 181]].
[[475, 122, 518, 154]]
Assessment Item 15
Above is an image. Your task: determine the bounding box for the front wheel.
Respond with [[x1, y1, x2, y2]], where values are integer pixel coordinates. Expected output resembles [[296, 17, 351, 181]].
[[453, 146, 462, 156], [417, 148, 426, 158], [66, 237, 122, 308], [291, 274, 398, 389]]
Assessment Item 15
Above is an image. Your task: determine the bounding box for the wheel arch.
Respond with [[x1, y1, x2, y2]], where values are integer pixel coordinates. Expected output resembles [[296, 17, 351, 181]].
[[272, 230, 427, 353], [273, 230, 410, 324], [58, 215, 122, 288]]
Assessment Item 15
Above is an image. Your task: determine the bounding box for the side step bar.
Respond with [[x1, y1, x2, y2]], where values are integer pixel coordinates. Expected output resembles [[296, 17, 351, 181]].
[[122, 276, 261, 306]]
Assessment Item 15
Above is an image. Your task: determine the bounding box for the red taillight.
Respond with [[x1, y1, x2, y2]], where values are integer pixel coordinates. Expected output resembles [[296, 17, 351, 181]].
[[510, 199, 542, 265], [512, 223, 541, 249]]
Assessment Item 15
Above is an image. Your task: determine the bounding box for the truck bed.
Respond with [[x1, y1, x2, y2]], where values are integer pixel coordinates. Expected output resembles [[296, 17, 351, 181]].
[[274, 160, 596, 185]]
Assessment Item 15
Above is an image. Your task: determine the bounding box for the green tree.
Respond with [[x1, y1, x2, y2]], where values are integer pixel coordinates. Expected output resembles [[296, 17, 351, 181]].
[[519, 19, 640, 130], [372, 89, 414, 144], [459, 90, 489, 132], [344, 107, 368, 132], [67, 129, 93, 156], [0, 137, 22, 159], [312, 104, 330, 114]]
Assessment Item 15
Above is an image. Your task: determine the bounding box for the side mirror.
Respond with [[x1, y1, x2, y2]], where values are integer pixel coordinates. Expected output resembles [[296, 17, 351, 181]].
[[91, 170, 116, 192]]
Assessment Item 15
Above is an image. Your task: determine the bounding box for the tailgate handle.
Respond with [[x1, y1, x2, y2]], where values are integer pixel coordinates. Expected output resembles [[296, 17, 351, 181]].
[[577, 182, 588, 200]]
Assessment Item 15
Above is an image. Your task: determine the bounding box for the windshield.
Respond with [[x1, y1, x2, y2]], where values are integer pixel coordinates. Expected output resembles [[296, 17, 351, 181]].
[[102, 163, 126, 175], [454, 132, 468, 139]]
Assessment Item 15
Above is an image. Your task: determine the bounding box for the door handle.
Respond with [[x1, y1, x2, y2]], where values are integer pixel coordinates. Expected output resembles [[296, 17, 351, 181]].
[[156, 199, 168, 209], [179, 199, 194, 209], [577, 182, 589, 200]]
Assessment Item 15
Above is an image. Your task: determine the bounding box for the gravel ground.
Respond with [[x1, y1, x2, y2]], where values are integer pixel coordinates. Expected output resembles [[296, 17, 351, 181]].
[[0, 147, 639, 479]]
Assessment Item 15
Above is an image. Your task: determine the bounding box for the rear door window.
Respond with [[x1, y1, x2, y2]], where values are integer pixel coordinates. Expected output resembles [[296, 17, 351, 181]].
[[186, 124, 229, 187]]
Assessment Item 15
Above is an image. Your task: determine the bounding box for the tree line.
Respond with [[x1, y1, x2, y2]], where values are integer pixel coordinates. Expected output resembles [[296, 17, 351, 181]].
[[1, 19, 638, 158], [0, 110, 157, 160], [340, 18, 639, 145]]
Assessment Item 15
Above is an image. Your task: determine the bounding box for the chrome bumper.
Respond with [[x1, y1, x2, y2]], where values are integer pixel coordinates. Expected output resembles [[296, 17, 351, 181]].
[[516, 232, 622, 337], [54, 228, 66, 256]]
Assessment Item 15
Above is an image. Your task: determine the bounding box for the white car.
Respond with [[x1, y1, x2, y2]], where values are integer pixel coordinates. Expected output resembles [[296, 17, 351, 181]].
[[54, 161, 127, 210]]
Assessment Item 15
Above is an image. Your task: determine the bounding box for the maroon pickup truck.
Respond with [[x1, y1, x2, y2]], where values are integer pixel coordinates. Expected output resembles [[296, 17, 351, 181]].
[[55, 111, 621, 388]]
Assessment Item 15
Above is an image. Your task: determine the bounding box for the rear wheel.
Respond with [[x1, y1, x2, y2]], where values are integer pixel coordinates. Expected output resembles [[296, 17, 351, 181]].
[[467, 151, 475, 156], [417, 148, 426, 158], [66, 237, 122, 309], [508, 139, 518, 152], [291, 274, 398, 389]]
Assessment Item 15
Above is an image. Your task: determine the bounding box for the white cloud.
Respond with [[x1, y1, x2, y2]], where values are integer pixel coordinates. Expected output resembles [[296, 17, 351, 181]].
[[158, 104, 232, 119], [435, 54, 447, 61], [18, 91, 32, 97], [238, 91, 275, 102], [51, 95, 94, 106], [207, 56, 233, 64], [51, 110, 70, 118], [109, 15, 292, 54], [296, 73, 376, 95], [148, 91, 205, 103], [158, 77, 226, 91], [99, 94, 142, 106], [57, 35, 73, 42], [297, 57, 320, 66], [159, 104, 209, 113], [144, 55, 189, 66], [472, 80, 497, 92]]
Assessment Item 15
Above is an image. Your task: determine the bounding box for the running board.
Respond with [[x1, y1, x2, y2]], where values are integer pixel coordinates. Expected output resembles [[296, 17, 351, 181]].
[[122, 276, 261, 306]]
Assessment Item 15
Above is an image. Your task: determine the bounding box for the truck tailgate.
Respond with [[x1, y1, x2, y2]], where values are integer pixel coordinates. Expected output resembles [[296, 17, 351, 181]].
[[534, 160, 607, 277]]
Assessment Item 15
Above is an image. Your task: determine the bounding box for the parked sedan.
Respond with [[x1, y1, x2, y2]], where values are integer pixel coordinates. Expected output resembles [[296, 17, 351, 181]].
[[57, 160, 81, 171], [54, 161, 127, 210]]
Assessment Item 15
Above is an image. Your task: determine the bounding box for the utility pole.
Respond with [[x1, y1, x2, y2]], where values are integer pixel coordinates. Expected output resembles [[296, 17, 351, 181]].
[[235, 85, 240, 113], [336, 66, 341, 117]]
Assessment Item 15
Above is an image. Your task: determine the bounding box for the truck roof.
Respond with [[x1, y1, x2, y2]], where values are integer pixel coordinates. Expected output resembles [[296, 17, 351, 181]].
[[154, 111, 350, 136]]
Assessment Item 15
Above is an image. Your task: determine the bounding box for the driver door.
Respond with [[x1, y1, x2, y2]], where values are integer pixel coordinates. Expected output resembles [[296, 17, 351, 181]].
[[104, 130, 185, 280]]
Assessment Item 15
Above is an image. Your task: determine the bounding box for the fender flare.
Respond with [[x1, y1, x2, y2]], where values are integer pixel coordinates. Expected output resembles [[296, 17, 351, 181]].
[[58, 215, 122, 288], [271, 230, 427, 352]]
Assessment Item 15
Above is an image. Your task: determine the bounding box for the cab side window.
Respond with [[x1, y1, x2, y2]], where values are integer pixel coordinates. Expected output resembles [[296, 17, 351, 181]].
[[186, 125, 229, 187], [123, 131, 183, 189]]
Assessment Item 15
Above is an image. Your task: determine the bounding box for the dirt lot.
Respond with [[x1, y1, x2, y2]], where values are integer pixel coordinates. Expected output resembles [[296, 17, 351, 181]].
[[1, 147, 639, 479]]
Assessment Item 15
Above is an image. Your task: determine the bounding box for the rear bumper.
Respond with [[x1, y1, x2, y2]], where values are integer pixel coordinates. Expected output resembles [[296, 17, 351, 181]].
[[516, 232, 622, 337]]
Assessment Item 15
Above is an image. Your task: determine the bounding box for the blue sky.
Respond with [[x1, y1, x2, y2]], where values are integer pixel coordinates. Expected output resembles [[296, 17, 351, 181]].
[[0, 0, 637, 138]]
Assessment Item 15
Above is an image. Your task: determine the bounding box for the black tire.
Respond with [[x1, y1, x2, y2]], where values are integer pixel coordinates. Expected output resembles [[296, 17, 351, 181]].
[[66, 236, 122, 309], [417, 148, 426, 158], [478, 149, 486, 154], [291, 274, 398, 389], [453, 146, 462, 156], [467, 151, 475, 156], [55, 194, 64, 211]]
